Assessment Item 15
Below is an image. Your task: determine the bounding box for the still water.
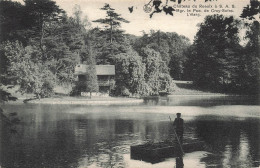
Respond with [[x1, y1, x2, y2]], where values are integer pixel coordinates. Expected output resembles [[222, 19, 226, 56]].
[[1, 95, 260, 168]]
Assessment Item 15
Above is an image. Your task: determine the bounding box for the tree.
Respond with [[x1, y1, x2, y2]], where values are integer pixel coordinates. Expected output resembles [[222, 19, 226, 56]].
[[42, 14, 84, 85], [238, 0, 260, 94], [240, 0, 260, 20], [187, 15, 241, 91], [0, 2, 97, 98], [133, 30, 190, 80], [93, 3, 129, 43], [0, 86, 19, 135], [87, 28, 131, 64], [71, 36, 98, 98], [140, 47, 174, 95], [72, 4, 91, 30], [23, 0, 64, 59], [82, 39, 98, 98], [0, 41, 55, 98], [85, 65, 98, 98], [34, 6, 90, 85], [0, 1, 25, 43], [114, 49, 146, 96], [91, 4, 130, 64], [0, 86, 17, 103], [73, 63, 98, 98], [167, 34, 190, 80]]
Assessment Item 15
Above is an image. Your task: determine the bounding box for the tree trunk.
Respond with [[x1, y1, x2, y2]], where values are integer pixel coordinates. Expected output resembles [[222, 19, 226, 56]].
[[40, 20, 45, 60], [54, 71, 57, 86], [157, 31, 160, 47], [110, 16, 112, 43]]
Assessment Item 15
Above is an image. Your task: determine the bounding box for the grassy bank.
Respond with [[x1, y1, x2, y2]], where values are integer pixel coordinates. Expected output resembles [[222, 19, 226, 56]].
[[171, 83, 227, 96], [26, 96, 144, 105], [1, 83, 228, 106]]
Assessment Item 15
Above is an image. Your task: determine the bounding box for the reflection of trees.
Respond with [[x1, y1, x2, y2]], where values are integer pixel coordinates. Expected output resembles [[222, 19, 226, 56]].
[[1, 114, 82, 167], [78, 118, 173, 167], [115, 120, 134, 134], [4, 113, 172, 168], [4, 109, 243, 168], [243, 119, 260, 167], [195, 118, 260, 167], [76, 118, 130, 167], [176, 157, 184, 168]]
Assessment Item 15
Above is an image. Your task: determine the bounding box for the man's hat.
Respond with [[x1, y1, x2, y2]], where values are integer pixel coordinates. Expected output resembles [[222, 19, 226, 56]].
[[177, 113, 181, 115]]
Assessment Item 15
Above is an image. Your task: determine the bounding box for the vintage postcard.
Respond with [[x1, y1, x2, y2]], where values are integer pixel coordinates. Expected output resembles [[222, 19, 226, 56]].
[[0, 0, 259, 168]]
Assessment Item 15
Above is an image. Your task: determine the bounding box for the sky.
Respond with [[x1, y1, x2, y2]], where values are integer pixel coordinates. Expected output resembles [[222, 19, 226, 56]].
[[17, 0, 251, 42]]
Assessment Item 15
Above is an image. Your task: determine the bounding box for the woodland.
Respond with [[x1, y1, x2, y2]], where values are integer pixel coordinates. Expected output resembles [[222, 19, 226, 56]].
[[0, 0, 259, 100]]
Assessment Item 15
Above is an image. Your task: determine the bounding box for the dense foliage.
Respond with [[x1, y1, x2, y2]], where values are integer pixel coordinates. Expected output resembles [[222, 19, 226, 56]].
[[184, 13, 259, 94], [185, 15, 241, 91], [134, 30, 190, 80], [0, 0, 259, 98], [93, 3, 129, 43], [0, 0, 85, 98], [239, 0, 260, 94], [182, 1, 259, 94]]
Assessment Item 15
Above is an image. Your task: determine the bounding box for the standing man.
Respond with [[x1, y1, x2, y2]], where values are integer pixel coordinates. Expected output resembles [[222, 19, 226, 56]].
[[173, 113, 184, 144]]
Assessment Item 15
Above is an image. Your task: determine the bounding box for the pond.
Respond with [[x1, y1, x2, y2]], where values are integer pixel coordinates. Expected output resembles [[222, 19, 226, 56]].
[[1, 95, 260, 168]]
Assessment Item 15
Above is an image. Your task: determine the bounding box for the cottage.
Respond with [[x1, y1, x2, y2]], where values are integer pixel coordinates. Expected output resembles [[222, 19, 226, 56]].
[[75, 64, 115, 95]]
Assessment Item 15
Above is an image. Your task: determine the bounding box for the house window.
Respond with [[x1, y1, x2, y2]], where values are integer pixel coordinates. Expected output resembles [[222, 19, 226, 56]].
[[78, 75, 86, 81]]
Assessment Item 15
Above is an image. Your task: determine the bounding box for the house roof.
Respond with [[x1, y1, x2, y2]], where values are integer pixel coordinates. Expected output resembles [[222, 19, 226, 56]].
[[75, 64, 115, 75], [96, 65, 115, 75]]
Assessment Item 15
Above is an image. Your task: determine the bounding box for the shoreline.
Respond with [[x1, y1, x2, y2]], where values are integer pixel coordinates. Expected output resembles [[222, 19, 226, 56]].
[[168, 94, 228, 97], [22, 96, 144, 105], [3, 85, 255, 105], [3, 93, 243, 105]]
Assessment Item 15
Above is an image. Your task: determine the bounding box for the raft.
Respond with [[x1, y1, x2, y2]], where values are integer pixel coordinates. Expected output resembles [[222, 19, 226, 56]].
[[130, 140, 205, 164]]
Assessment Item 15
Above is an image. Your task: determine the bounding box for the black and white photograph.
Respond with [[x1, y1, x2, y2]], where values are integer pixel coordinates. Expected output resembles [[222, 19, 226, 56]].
[[0, 0, 259, 167]]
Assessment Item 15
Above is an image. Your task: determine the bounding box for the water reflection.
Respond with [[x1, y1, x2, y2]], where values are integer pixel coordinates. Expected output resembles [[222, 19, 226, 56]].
[[1, 96, 260, 168], [176, 157, 184, 168], [196, 118, 260, 167], [144, 95, 260, 106]]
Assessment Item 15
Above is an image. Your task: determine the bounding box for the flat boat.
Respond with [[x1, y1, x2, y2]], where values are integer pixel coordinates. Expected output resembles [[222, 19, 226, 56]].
[[130, 140, 205, 164]]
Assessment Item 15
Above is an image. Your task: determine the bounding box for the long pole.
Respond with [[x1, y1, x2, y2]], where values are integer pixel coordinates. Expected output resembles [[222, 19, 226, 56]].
[[169, 116, 184, 156], [147, 0, 153, 5]]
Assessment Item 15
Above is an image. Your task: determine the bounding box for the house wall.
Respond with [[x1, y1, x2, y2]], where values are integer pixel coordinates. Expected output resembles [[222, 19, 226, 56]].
[[76, 74, 115, 95]]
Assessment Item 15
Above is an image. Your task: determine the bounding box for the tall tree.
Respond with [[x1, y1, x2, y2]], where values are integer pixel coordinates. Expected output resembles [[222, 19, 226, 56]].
[[83, 37, 98, 98], [71, 33, 98, 98], [240, 0, 260, 20], [0, 1, 25, 43], [72, 4, 91, 30], [187, 15, 241, 91], [139, 47, 174, 95], [43, 13, 85, 85], [87, 28, 131, 64], [36, 4, 91, 85], [24, 0, 64, 59], [0, 41, 55, 98], [93, 3, 129, 43], [134, 30, 190, 80], [238, 0, 260, 94], [0, 3, 91, 97], [114, 49, 146, 96]]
